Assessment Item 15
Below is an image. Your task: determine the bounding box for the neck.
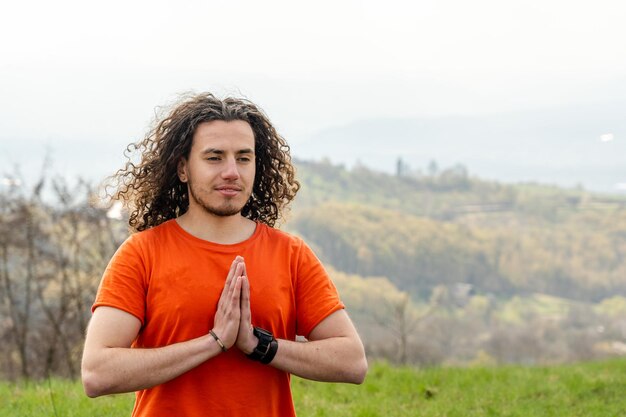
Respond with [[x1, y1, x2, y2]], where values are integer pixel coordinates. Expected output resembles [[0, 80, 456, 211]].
[[176, 208, 257, 245]]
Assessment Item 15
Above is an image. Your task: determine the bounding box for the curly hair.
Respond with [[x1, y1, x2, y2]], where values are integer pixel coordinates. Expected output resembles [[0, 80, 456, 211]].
[[107, 92, 300, 232]]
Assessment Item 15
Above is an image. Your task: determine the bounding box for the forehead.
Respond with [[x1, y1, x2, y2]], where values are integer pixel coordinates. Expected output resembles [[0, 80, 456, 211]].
[[191, 120, 255, 151]]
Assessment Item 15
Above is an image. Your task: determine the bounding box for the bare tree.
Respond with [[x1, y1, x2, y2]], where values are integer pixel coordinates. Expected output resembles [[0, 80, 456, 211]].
[[373, 286, 447, 364], [0, 171, 124, 380]]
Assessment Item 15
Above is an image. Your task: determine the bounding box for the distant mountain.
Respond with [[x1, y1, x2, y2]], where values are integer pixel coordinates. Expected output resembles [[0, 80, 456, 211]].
[[3, 101, 624, 194], [293, 102, 626, 194]]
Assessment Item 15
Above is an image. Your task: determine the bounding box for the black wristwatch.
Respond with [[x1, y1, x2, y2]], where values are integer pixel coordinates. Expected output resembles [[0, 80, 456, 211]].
[[247, 326, 278, 364]]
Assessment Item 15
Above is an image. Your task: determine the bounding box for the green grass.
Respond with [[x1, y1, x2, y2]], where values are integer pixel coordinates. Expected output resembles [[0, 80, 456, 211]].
[[2, 360, 626, 416], [0, 378, 132, 417], [294, 359, 626, 417]]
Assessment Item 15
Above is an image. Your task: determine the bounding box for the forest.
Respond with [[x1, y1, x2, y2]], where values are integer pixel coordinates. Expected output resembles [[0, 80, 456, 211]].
[[1, 159, 625, 379]]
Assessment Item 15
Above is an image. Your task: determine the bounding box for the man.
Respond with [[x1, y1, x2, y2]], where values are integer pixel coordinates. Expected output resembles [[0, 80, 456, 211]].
[[81, 93, 367, 417]]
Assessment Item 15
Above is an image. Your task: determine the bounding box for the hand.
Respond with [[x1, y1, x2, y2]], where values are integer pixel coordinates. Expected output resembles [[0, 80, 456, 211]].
[[235, 260, 258, 355], [211, 256, 245, 350]]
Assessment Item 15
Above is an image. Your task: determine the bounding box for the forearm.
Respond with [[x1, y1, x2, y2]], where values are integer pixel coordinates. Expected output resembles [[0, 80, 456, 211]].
[[237, 287, 368, 385], [82, 333, 223, 397], [83, 262, 245, 398], [269, 336, 368, 384]]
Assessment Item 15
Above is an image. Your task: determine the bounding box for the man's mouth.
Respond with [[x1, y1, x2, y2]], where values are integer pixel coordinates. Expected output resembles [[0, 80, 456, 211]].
[[215, 185, 243, 196]]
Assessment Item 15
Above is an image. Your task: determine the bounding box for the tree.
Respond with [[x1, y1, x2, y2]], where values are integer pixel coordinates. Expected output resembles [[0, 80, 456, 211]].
[[0, 172, 124, 379]]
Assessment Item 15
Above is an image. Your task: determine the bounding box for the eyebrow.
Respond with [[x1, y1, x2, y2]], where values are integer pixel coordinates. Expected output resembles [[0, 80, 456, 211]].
[[201, 148, 255, 155]]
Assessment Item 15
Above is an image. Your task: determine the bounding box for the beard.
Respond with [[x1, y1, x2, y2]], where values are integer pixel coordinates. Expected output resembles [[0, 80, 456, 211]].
[[187, 179, 250, 217]]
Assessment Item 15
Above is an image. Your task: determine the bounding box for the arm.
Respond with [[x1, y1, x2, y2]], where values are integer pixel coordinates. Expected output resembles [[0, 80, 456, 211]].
[[81, 259, 246, 397], [272, 310, 368, 384], [237, 276, 368, 384], [81, 307, 221, 397]]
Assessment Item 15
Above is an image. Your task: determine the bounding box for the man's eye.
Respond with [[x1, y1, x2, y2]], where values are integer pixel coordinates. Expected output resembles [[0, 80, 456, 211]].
[[207, 156, 221, 161]]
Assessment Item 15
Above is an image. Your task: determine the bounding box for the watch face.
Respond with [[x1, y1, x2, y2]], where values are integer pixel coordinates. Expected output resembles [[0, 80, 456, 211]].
[[255, 327, 272, 338], [254, 327, 273, 342]]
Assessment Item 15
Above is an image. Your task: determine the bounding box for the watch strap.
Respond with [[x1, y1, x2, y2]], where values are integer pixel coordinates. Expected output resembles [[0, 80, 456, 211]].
[[260, 339, 278, 364], [247, 326, 277, 364]]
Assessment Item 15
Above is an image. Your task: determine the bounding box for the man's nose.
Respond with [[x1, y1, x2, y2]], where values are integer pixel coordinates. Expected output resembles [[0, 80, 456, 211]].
[[221, 157, 240, 180]]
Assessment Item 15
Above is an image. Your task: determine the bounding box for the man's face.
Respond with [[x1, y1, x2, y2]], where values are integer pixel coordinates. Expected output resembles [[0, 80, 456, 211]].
[[177, 120, 256, 218]]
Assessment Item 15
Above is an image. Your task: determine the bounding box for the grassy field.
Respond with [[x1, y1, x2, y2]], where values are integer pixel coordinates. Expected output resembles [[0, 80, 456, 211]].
[[2, 359, 626, 416]]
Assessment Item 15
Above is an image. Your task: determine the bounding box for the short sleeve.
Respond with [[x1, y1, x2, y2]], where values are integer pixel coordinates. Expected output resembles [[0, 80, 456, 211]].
[[294, 241, 345, 338], [92, 234, 148, 325]]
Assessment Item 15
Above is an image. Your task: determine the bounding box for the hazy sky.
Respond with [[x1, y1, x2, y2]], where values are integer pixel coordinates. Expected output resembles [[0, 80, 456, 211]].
[[1, 0, 626, 184]]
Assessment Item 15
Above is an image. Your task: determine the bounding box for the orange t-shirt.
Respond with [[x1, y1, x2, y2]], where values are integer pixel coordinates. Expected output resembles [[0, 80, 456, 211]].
[[92, 220, 344, 417]]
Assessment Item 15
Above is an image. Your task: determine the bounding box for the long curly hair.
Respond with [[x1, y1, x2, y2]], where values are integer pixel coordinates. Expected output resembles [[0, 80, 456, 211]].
[[107, 92, 300, 232]]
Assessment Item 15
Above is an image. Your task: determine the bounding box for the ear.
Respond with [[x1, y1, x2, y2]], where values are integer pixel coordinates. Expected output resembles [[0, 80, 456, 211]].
[[177, 158, 188, 183]]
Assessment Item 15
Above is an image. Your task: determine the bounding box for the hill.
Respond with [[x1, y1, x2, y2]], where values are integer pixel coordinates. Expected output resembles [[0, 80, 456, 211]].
[[1, 158, 625, 376], [288, 159, 626, 302]]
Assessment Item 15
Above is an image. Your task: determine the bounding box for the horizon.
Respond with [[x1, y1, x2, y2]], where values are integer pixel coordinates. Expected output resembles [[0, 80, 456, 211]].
[[2, 1, 626, 195]]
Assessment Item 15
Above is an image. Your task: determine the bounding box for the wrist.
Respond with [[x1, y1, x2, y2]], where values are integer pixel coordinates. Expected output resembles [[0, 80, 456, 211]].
[[209, 329, 228, 353], [247, 327, 278, 364], [242, 336, 259, 355]]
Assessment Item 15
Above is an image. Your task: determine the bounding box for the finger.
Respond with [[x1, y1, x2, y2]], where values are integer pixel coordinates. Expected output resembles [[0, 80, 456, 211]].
[[226, 264, 244, 303], [240, 276, 252, 324], [218, 257, 243, 307], [228, 275, 243, 312], [236, 276, 256, 352], [225, 256, 243, 287], [240, 258, 248, 277], [214, 275, 243, 348]]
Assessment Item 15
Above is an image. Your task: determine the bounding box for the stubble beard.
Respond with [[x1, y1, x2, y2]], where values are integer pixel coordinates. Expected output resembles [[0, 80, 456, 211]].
[[187, 179, 249, 217]]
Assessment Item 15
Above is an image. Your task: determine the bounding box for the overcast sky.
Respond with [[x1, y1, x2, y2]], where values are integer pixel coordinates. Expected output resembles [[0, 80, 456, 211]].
[[1, 0, 626, 185]]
